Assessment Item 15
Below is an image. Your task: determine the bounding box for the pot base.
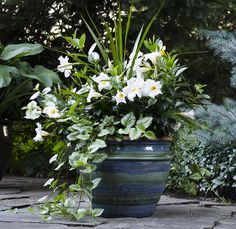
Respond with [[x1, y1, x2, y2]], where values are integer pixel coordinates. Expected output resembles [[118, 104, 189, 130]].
[[93, 203, 156, 218]]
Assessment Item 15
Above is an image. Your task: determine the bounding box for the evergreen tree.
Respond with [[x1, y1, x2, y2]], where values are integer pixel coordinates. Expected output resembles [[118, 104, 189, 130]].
[[195, 30, 236, 144]]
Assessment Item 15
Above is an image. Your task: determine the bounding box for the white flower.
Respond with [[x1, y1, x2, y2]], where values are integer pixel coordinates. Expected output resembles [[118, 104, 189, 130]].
[[123, 77, 144, 101], [114, 91, 126, 105], [30, 91, 40, 100], [42, 87, 51, 94], [93, 73, 112, 91], [33, 122, 49, 142], [179, 110, 195, 119], [144, 51, 161, 65], [43, 102, 61, 118], [144, 43, 166, 65], [88, 43, 100, 63], [87, 87, 102, 103], [143, 79, 162, 98], [57, 56, 72, 78], [24, 101, 42, 120]]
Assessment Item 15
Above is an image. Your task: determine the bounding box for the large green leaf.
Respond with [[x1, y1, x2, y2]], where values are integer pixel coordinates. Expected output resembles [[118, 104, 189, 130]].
[[0, 65, 18, 88], [33, 65, 61, 87], [0, 43, 43, 60], [18, 62, 61, 87]]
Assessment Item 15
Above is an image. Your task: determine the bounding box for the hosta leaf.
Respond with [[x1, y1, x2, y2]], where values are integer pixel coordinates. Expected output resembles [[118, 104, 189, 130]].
[[0, 65, 18, 88], [33, 65, 61, 87], [0, 43, 43, 60]]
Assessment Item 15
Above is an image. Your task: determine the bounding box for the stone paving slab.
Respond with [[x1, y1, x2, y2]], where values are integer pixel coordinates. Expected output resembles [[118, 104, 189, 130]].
[[0, 176, 236, 229]]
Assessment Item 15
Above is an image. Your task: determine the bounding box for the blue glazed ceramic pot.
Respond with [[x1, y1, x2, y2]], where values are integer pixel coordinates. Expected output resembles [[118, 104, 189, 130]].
[[92, 140, 171, 217]]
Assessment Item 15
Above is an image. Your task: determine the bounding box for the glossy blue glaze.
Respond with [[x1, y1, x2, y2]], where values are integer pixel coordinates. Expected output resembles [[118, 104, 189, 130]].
[[92, 140, 171, 217]]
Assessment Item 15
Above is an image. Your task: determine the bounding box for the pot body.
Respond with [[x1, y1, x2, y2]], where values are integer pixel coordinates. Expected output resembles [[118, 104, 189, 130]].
[[92, 140, 171, 217], [0, 124, 12, 180]]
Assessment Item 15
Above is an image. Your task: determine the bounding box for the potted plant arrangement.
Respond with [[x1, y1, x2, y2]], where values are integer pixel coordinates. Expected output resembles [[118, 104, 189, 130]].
[[23, 5, 207, 220], [0, 43, 61, 179]]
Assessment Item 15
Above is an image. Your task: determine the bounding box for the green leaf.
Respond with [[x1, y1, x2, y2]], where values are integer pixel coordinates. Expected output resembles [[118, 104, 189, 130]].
[[88, 139, 106, 153], [92, 153, 107, 163], [89, 178, 101, 190], [98, 127, 114, 137], [33, 65, 61, 87], [91, 208, 104, 217], [129, 128, 142, 140], [143, 130, 156, 140], [54, 162, 65, 171], [0, 43, 43, 60], [74, 209, 87, 221], [103, 18, 119, 67], [121, 112, 136, 128], [49, 154, 58, 164], [118, 127, 130, 135], [137, 117, 153, 129], [69, 184, 82, 192], [189, 173, 202, 181], [128, 3, 164, 78], [124, 3, 133, 60], [80, 164, 97, 173], [44, 178, 54, 187], [0, 65, 18, 88], [82, 16, 108, 64], [79, 33, 86, 49], [18, 62, 61, 87]]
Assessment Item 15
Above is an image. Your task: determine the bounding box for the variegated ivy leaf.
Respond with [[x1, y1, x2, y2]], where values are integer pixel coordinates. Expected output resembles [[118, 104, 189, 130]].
[[88, 139, 106, 153], [143, 130, 156, 140], [49, 154, 58, 164], [54, 162, 65, 171], [91, 208, 104, 217], [136, 117, 153, 129], [121, 112, 136, 128], [37, 195, 48, 203], [90, 178, 101, 190], [44, 178, 54, 187], [129, 127, 142, 140]]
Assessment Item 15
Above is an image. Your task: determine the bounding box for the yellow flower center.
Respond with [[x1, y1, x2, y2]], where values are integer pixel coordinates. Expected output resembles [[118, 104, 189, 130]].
[[160, 46, 166, 56], [132, 88, 138, 93], [118, 93, 124, 98], [151, 86, 157, 91], [160, 50, 166, 56], [51, 109, 56, 114]]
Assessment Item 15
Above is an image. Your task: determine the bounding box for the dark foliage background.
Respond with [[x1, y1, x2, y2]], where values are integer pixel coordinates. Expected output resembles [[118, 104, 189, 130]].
[[1, 0, 236, 102]]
